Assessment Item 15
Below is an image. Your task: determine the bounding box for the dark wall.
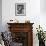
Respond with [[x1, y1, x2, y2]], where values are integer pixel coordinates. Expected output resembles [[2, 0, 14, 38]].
[[0, 0, 2, 32]]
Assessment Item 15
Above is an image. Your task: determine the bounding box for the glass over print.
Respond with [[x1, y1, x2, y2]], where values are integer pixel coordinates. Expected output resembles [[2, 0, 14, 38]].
[[15, 3, 26, 16]]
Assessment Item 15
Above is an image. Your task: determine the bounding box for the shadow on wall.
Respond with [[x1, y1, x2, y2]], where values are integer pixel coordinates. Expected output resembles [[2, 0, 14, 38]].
[[40, 0, 46, 14], [0, 0, 2, 32]]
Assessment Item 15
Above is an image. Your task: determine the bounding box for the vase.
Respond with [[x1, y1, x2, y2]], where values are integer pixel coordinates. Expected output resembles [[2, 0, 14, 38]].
[[39, 40, 45, 46]]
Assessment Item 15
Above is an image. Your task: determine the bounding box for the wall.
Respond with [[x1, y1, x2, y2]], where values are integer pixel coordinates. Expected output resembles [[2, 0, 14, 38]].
[[40, 0, 46, 13], [0, 0, 2, 32], [2, 0, 40, 30], [2, 0, 46, 46], [40, 0, 46, 31]]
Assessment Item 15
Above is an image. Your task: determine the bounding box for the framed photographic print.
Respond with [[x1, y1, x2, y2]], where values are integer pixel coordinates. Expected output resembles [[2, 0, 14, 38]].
[[15, 3, 26, 16]]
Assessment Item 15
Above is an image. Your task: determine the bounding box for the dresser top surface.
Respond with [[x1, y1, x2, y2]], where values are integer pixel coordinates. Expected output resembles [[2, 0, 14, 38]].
[[7, 23, 34, 25]]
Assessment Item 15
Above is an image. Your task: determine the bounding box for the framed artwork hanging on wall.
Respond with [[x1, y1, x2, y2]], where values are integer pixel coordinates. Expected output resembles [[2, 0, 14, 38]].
[[15, 3, 26, 16]]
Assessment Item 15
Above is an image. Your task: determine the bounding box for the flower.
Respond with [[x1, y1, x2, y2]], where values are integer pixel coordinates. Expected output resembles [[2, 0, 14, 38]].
[[36, 25, 45, 41]]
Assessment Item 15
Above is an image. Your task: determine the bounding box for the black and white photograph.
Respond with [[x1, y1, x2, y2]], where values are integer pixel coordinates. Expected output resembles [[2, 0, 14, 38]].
[[15, 3, 26, 16]]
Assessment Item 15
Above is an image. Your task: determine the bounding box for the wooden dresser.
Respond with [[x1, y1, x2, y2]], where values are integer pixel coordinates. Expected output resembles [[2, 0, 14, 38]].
[[7, 23, 34, 46]]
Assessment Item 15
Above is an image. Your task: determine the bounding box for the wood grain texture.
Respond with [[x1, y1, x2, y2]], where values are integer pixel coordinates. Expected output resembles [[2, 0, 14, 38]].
[[7, 23, 34, 46]]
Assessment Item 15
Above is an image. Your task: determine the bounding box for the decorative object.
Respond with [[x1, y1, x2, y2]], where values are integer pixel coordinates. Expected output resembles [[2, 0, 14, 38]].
[[36, 25, 45, 46], [10, 20, 13, 21], [1, 31, 12, 46], [0, 32, 5, 46], [44, 31, 46, 40], [8, 19, 19, 23], [15, 3, 26, 16], [25, 20, 30, 23]]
